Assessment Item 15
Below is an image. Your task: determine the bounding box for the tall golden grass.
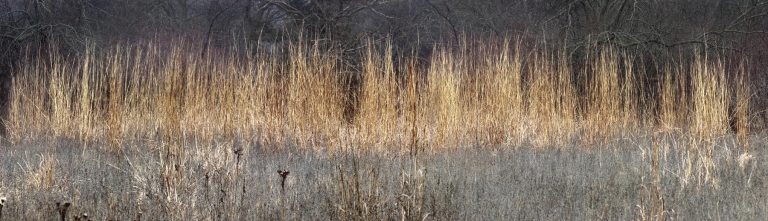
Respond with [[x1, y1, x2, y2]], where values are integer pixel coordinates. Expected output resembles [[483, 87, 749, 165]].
[[3, 39, 752, 152]]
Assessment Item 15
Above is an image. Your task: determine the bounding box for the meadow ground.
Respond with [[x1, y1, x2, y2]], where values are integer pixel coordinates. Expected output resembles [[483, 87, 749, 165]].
[[0, 134, 765, 220]]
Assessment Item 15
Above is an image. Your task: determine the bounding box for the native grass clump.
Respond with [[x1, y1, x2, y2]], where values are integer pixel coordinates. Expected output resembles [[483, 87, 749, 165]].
[[5, 39, 751, 152]]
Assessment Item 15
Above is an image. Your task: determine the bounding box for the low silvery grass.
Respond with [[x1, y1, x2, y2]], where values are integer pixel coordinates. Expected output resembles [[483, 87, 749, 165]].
[[0, 134, 764, 220]]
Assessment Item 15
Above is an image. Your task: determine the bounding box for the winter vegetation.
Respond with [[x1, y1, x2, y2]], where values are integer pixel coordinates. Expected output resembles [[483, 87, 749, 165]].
[[0, 0, 767, 220]]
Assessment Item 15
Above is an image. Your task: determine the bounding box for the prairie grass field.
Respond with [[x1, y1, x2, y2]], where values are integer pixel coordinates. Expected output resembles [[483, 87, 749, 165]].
[[0, 38, 765, 220], [0, 136, 768, 220], [0, 135, 766, 220]]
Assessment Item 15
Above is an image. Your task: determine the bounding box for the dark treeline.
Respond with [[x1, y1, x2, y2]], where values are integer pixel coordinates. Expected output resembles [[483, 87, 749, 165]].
[[1, 0, 767, 109]]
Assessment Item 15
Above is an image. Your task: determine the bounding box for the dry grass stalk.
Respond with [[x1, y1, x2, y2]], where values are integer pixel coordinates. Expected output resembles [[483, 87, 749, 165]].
[[24, 154, 57, 190], [357, 41, 400, 150], [3, 39, 750, 152], [733, 62, 751, 151]]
